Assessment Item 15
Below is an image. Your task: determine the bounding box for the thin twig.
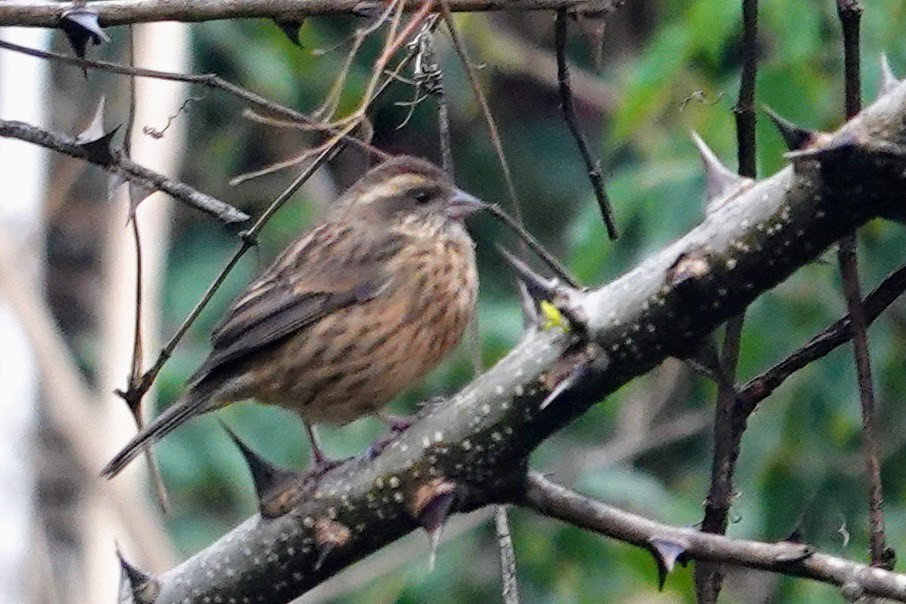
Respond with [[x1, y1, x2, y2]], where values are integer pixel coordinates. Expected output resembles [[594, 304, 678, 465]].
[[521, 472, 906, 601], [442, 7, 580, 294], [554, 10, 617, 240], [0, 37, 389, 161], [485, 205, 579, 288], [735, 262, 906, 419], [834, 0, 890, 569], [119, 27, 169, 511], [695, 1, 758, 600], [0, 119, 249, 224], [495, 506, 520, 604], [440, 6, 522, 224]]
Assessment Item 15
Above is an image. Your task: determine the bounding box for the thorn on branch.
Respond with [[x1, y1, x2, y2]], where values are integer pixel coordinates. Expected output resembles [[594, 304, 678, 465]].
[[60, 6, 109, 67], [784, 131, 863, 167], [275, 19, 305, 47], [690, 132, 753, 212], [879, 54, 900, 96], [496, 245, 561, 305], [647, 536, 689, 591], [221, 422, 301, 519], [763, 106, 820, 151], [539, 343, 608, 410], [496, 245, 588, 334], [76, 98, 120, 165], [408, 478, 457, 571], [666, 248, 713, 289], [116, 546, 160, 604], [313, 517, 351, 571]]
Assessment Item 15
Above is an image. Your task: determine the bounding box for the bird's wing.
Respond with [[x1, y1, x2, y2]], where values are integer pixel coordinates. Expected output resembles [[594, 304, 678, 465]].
[[188, 221, 405, 385]]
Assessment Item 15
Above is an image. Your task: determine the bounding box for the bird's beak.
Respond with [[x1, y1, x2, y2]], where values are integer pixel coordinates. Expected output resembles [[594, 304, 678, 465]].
[[446, 188, 487, 220]]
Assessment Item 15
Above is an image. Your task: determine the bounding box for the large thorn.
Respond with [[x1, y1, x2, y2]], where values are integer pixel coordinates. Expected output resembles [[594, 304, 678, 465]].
[[116, 546, 160, 604], [539, 343, 608, 410], [407, 479, 457, 571], [785, 131, 860, 164], [691, 132, 745, 202], [221, 422, 300, 519], [763, 106, 818, 151], [647, 536, 689, 591], [313, 518, 351, 572], [496, 245, 561, 305], [880, 53, 900, 96]]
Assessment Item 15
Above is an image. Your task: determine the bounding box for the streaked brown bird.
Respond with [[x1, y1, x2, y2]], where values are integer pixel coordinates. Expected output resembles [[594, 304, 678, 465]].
[[102, 156, 484, 478]]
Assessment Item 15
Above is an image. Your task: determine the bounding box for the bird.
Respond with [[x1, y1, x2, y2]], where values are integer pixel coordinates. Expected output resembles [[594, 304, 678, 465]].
[[102, 155, 485, 479]]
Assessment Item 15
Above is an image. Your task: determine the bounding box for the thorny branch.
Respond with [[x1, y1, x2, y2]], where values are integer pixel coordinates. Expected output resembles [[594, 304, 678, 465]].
[[0, 0, 626, 27], [522, 473, 906, 601], [0, 37, 389, 160], [114, 76, 906, 603], [0, 118, 249, 224]]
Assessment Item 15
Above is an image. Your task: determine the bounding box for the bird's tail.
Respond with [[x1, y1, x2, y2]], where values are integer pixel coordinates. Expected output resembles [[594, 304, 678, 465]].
[[101, 386, 218, 479]]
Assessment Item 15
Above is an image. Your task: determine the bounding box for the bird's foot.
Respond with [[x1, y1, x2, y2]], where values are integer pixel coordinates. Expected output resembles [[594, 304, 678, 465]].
[[363, 434, 396, 460], [363, 412, 416, 459], [310, 450, 344, 475], [377, 412, 414, 433]]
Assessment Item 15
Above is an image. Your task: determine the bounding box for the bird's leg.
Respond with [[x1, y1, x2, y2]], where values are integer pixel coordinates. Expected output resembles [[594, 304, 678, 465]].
[[303, 422, 340, 474]]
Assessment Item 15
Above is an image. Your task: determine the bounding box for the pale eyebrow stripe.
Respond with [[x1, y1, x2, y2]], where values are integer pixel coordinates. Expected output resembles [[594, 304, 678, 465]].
[[357, 174, 430, 205]]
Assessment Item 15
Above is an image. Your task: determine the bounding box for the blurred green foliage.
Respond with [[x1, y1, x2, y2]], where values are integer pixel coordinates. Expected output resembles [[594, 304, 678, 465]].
[[146, 1, 906, 600]]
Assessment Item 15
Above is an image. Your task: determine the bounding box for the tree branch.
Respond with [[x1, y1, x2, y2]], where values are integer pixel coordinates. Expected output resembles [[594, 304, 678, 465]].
[[522, 473, 906, 600], [0, 119, 248, 224], [0, 0, 623, 27], [735, 261, 906, 422], [696, 1, 758, 598], [117, 77, 906, 603]]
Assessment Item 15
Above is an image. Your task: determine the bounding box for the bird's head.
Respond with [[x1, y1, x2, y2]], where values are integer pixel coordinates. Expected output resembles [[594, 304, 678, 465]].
[[337, 156, 486, 226]]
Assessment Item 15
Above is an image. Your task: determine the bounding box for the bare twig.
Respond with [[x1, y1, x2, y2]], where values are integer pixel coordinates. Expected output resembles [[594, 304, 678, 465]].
[[0, 38, 389, 160], [0, 119, 249, 224], [440, 6, 523, 225], [495, 506, 520, 604], [695, 1, 758, 600], [834, 0, 890, 569], [442, 7, 581, 316], [736, 263, 906, 418], [118, 29, 169, 511], [484, 205, 580, 288], [522, 473, 906, 600], [554, 9, 617, 240]]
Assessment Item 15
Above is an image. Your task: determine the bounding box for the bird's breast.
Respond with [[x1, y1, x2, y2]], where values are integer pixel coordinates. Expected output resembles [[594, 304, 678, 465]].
[[251, 223, 478, 426]]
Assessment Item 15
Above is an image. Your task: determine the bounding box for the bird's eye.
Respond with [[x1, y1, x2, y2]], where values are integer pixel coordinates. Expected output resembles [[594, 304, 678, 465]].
[[414, 191, 431, 205]]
